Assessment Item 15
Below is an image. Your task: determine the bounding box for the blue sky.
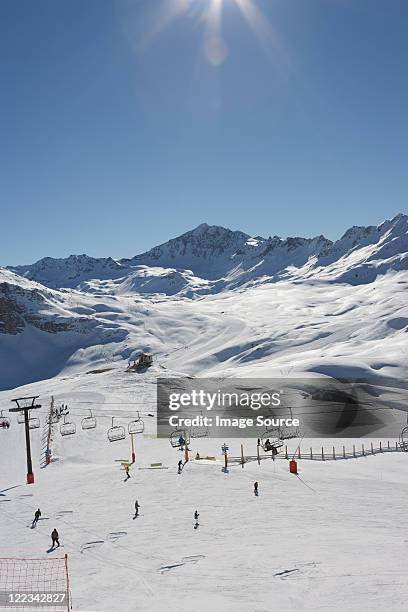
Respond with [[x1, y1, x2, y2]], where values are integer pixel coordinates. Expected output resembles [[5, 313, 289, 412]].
[[1, 0, 407, 265]]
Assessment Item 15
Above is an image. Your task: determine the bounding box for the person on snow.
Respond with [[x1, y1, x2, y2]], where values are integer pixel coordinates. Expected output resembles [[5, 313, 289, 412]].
[[124, 465, 131, 481], [254, 481, 259, 497], [194, 510, 199, 521], [264, 439, 272, 452], [33, 508, 41, 527], [134, 500, 140, 518], [178, 459, 183, 474], [51, 529, 60, 548]]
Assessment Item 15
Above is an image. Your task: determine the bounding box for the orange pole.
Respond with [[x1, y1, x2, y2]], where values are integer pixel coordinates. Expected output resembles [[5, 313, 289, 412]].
[[131, 434, 135, 464]]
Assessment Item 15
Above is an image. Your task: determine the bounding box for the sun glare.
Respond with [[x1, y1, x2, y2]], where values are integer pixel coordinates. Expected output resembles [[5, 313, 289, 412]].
[[139, 0, 283, 68]]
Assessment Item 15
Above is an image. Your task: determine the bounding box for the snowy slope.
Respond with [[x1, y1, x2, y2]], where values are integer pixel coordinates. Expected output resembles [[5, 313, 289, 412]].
[[1, 264, 408, 391], [1, 368, 407, 612], [2, 211, 408, 611]]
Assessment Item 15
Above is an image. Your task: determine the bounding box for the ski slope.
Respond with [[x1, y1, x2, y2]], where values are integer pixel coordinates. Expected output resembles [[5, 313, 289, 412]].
[[1, 366, 408, 612], [2, 215, 408, 610], [1, 269, 408, 392]]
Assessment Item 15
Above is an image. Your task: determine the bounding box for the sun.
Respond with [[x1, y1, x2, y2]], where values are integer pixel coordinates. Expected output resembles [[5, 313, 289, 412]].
[[139, 0, 283, 67]]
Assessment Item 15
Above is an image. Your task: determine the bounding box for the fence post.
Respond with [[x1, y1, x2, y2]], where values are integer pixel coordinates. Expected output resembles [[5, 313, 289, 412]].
[[321, 446, 325, 461], [310, 447, 313, 460], [285, 445, 288, 459], [362, 443, 365, 456], [387, 440, 390, 450], [241, 444, 244, 468], [332, 446, 336, 460], [298, 447, 301, 459], [353, 444, 356, 458], [371, 442, 374, 454], [343, 445, 346, 459], [396, 441, 398, 451], [380, 441, 382, 453]]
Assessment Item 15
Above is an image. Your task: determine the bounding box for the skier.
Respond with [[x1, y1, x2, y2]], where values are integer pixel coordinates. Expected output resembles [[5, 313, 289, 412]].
[[264, 439, 272, 452], [177, 459, 183, 474], [254, 481, 259, 497], [194, 510, 199, 521], [134, 500, 140, 518], [124, 465, 131, 481], [33, 508, 41, 527], [51, 529, 60, 548], [257, 438, 261, 447]]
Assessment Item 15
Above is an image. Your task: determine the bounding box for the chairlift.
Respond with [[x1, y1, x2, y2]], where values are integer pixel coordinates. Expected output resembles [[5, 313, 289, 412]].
[[399, 425, 408, 451], [107, 417, 126, 442], [28, 412, 40, 430], [190, 412, 209, 439], [60, 415, 76, 437], [279, 407, 300, 440], [128, 413, 145, 435], [279, 425, 300, 440], [0, 410, 10, 429], [17, 412, 25, 424], [169, 429, 190, 448], [82, 409, 97, 430], [260, 428, 281, 452]]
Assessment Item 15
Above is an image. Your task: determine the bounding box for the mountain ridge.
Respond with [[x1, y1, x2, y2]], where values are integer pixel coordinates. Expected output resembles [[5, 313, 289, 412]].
[[6, 213, 408, 291]]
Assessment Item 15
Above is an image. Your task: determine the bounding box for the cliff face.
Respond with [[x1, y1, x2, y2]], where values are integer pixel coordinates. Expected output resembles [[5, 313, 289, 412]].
[[0, 281, 73, 335]]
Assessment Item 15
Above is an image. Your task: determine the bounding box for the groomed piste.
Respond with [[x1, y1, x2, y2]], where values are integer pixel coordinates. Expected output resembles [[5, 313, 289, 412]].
[[1, 363, 407, 612]]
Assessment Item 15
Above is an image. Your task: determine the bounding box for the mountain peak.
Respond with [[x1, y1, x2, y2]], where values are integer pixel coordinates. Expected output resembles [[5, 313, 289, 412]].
[[5, 213, 408, 290]]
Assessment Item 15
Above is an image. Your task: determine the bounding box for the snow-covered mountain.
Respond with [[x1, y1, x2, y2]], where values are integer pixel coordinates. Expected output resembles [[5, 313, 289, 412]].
[[10, 254, 126, 289], [7, 214, 408, 292], [2, 216, 408, 612], [121, 223, 251, 280], [0, 267, 129, 389], [1, 213, 408, 391]]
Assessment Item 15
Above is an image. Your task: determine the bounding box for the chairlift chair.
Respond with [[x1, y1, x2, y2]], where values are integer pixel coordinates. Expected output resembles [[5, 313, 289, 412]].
[[0, 410, 10, 429], [278, 407, 300, 440], [82, 409, 97, 430], [107, 417, 126, 442], [60, 415, 76, 437], [169, 429, 190, 448], [28, 413, 40, 429], [278, 425, 300, 440], [399, 425, 408, 451], [128, 416, 145, 435], [261, 428, 281, 452], [17, 412, 25, 424]]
